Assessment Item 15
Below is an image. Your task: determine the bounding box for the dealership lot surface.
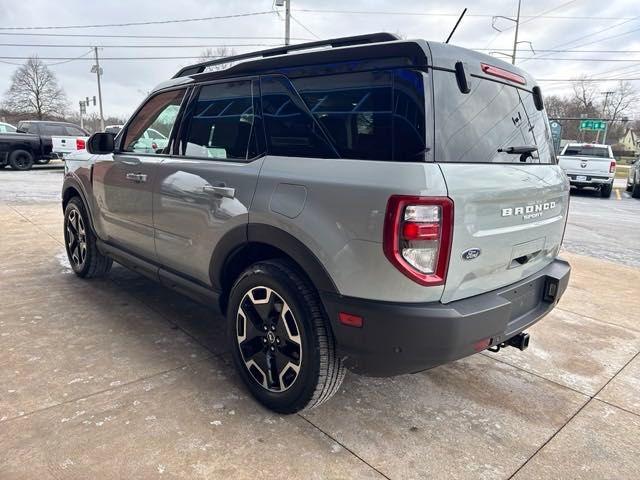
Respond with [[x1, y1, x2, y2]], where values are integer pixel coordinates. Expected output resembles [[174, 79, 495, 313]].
[[1, 166, 639, 479]]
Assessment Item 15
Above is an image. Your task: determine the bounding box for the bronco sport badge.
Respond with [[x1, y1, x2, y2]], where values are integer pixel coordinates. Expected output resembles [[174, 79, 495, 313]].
[[501, 201, 557, 220]]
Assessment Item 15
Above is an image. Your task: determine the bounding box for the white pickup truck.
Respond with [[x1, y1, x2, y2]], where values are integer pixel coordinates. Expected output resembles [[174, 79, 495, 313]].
[[557, 143, 616, 197]]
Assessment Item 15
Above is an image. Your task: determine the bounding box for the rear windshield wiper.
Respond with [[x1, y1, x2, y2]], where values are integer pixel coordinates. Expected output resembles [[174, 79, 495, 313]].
[[497, 145, 538, 162]]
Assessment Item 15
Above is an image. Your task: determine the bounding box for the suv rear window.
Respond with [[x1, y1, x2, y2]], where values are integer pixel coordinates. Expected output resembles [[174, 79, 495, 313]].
[[562, 146, 611, 158], [433, 70, 554, 164]]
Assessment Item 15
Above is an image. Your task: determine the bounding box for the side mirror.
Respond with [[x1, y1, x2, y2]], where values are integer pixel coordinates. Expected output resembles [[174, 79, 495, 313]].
[[86, 132, 115, 154]]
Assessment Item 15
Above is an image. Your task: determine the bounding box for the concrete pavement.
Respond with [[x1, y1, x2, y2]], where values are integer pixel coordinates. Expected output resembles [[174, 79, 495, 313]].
[[0, 174, 639, 479]]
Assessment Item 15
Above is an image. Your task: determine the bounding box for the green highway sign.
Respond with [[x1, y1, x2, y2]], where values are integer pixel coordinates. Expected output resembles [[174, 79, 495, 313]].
[[579, 119, 607, 131]]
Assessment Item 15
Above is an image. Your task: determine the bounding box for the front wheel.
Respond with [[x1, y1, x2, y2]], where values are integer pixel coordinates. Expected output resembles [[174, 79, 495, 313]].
[[64, 197, 113, 278], [8, 149, 34, 170], [227, 260, 345, 414]]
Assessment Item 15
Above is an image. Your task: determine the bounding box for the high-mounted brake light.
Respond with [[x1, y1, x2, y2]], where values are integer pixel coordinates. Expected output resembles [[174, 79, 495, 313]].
[[383, 196, 454, 286], [609, 161, 616, 173], [76, 138, 86, 150], [480, 63, 526, 85]]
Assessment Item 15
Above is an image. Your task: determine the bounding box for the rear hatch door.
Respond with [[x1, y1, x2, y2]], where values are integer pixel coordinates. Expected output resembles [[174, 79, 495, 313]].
[[431, 66, 569, 303]]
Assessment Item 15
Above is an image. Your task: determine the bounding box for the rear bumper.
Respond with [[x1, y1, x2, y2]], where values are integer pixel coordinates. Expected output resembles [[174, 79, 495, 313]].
[[321, 258, 571, 377], [564, 172, 613, 186]]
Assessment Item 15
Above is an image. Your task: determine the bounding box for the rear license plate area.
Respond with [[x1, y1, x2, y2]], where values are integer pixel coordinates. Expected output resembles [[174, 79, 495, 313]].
[[576, 175, 587, 181], [501, 277, 544, 321]]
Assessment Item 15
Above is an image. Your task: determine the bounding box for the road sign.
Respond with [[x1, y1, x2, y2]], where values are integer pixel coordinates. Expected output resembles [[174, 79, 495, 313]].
[[549, 121, 562, 153], [579, 119, 607, 131]]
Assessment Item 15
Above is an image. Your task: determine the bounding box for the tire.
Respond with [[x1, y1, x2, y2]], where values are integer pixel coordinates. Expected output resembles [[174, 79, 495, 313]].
[[600, 183, 613, 198], [627, 183, 633, 192], [8, 149, 34, 171], [63, 197, 113, 278], [632, 181, 640, 199], [227, 260, 345, 414]]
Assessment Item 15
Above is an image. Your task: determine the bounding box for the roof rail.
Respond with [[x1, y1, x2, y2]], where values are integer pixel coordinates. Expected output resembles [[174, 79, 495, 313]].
[[173, 32, 400, 78]]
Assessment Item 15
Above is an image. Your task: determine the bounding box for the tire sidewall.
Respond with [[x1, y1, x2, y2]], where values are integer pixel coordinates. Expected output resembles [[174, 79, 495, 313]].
[[9, 150, 34, 171], [227, 262, 322, 413], [64, 198, 93, 276]]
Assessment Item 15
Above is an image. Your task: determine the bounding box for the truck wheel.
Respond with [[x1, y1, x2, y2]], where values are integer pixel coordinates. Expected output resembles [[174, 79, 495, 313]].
[[227, 260, 345, 414], [632, 181, 640, 199], [600, 183, 613, 198], [64, 197, 113, 278], [8, 150, 34, 170]]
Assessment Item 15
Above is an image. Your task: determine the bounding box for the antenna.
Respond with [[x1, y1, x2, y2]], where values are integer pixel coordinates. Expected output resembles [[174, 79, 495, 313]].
[[445, 8, 467, 44]]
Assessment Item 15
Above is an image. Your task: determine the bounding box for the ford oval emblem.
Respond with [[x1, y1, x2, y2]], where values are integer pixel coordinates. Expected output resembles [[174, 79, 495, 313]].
[[462, 248, 481, 261]]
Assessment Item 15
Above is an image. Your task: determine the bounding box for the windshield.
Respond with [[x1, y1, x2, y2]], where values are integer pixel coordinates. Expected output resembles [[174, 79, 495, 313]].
[[562, 146, 611, 158], [433, 70, 554, 164]]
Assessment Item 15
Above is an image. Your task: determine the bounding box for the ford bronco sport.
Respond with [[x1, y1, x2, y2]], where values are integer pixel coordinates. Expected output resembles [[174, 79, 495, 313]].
[[62, 33, 571, 413]]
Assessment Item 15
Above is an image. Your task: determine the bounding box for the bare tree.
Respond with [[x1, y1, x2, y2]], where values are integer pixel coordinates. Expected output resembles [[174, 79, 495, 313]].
[[603, 81, 638, 123], [2, 56, 68, 119], [197, 46, 236, 71], [572, 77, 599, 115]]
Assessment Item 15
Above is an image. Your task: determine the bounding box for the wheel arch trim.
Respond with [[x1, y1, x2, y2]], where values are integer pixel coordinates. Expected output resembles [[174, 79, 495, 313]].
[[210, 223, 339, 296]]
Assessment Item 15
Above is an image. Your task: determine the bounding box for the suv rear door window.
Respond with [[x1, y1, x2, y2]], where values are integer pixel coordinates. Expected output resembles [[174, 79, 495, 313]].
[[433, 70, 554, 164], [123, 88, 186, 154], [181, 80, 261, 160]]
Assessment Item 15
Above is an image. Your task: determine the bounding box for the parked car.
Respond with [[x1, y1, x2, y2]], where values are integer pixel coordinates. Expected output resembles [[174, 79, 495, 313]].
[[627, 157, 640, 198], [104, 125, 124, 135], [557, 143, 616, 197], [0, 122, 17, 133], [17, 120, 89, 160], [0, 132, 53, 170], [62, 33, 571, 413]]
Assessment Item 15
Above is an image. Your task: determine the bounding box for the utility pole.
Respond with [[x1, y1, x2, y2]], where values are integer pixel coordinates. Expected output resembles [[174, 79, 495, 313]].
[[285, 0, 291, 46], [511, 0, 522, 65], [491, 1, 532, 65], [92, 47, 105, 132], [599, 91, 614, 144]]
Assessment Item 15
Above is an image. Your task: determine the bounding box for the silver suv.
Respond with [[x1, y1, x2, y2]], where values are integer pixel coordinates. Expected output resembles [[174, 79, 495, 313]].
[[62, 33, 571, 413]]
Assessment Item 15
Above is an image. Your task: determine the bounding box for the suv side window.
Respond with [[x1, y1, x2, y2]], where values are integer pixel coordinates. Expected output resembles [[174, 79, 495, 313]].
[[261, 75, 337, 159], [123, 88, 186, 154], [292, 71, 393, 161], [181, 79, 262, 160]]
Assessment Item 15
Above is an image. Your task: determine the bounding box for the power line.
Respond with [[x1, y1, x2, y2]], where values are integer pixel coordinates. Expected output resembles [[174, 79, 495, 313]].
[[519, 17, 640, 64], [292, 8, 633, 21], [0, 11, 276, 30], [480, 49, 640, 54], [0, 32, 312, 40], [0, 55, 224, 61], [518, 58, 640, 62], [0, 42, 282, 48], [537, 78, 640, 82], [289, 14, 320, 40]]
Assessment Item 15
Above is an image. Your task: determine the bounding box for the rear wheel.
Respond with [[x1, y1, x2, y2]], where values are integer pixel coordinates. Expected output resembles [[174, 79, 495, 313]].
[[8, 150, 34, 170], [632, 180, 640, 199], [227, 260, 345, 414], [64, 197, 112, 278], [600, 183, 613, 198]]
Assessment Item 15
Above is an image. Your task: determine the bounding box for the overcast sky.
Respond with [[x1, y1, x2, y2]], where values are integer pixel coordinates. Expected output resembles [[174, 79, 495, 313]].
[[1, 0, 639, 119]]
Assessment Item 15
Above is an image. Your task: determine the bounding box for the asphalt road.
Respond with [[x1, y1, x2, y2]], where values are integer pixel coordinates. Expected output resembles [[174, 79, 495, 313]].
[[1, 166, 638, 268], [563, 179, 640, 268]]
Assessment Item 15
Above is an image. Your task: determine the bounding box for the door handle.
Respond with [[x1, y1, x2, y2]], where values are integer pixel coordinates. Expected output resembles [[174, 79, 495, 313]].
[[203, 185, 235, 198], [126, 172, 148, 183]]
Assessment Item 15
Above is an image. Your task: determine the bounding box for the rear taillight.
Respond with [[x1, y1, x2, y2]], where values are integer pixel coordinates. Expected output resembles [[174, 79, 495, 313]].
[[76, 138, 86, 150], [383, 196, 454, 286], [610, 161, 616, 173]]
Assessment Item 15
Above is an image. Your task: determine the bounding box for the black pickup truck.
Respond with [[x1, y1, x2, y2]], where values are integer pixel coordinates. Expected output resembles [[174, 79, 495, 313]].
[[0, 132, 53, 170]]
